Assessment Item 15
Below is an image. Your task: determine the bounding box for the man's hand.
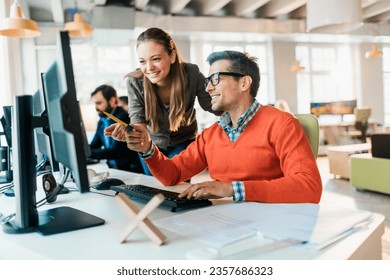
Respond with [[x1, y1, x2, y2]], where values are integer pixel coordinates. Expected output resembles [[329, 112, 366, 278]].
[[178, 181, 233, 200], [124, 123, 152, 153]]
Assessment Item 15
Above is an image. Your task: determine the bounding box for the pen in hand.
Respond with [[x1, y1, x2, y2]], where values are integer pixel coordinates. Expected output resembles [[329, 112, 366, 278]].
[[102, 111, 133, 131]]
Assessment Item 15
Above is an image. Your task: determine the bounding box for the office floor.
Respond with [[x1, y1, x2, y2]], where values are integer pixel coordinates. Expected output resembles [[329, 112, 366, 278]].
[[191, 156, 390, 260]]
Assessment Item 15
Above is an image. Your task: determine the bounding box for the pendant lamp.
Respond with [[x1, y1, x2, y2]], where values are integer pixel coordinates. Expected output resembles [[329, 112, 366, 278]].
[[365, 44, 383, 59], [64, 13, 93, 38], [291, 60, 305, 72], [307, 0, 362, 33], [0, 1, 41, 38]]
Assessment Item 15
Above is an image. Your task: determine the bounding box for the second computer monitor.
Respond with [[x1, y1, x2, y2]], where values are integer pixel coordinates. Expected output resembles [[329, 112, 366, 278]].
[[41, 31, 90, 193]]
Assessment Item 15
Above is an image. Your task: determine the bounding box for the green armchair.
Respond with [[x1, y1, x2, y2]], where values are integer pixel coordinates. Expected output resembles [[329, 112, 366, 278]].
[[296, 114, 319, 158], [350, 134, 390, 195], [350, 153, 390, 195]]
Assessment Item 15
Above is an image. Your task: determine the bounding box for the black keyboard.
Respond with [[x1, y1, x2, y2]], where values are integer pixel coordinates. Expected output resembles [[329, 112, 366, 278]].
[[111, 184, 212, 212]]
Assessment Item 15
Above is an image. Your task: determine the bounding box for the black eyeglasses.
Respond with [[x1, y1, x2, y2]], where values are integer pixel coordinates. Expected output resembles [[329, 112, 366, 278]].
[[204, 72, 245, 88]]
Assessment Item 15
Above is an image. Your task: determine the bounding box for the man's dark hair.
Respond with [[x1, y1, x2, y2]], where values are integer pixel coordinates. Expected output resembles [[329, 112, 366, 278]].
[[118, 96, 128, 105], [91, 84, 117, 102], [206, 50, 260, 98]]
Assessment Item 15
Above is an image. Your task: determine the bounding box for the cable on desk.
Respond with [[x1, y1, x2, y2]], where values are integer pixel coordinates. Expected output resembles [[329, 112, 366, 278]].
[[35, 156, 48, 172], [89, 189, 116, 197], [1, 169, 75, 224], [0, 182, 13, 194], [0, 157, 50, 195], [0, 212, 15, 224]]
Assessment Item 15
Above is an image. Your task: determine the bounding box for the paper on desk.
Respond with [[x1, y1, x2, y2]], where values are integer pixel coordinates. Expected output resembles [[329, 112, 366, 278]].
[[156, 203, 318, 247], [250, 203, 373, 247], [155, 203, 373, 249], [308, 206, 372, 246], [156, 205, 257, 247]]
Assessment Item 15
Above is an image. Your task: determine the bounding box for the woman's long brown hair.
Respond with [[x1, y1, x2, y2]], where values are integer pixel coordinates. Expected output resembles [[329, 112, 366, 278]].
[[127, 28, 188, 132]]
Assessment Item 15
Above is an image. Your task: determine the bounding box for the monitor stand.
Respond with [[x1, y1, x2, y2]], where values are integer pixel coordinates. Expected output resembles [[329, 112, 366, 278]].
[[3, 207, 105, 235], [36, 206, 105, 235]]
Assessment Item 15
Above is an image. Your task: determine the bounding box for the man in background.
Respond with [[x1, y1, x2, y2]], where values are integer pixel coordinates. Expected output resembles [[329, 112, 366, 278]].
[[89, 84, 143, 173], [118, 96, 129, 112]]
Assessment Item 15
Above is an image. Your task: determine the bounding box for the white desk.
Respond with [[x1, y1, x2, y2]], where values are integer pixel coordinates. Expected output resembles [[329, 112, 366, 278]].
[[0, 167, 385, 260], [319, 121, 377, 146]]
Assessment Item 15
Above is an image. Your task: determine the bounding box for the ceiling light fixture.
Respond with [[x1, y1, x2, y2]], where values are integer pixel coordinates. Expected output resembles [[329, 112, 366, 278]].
[[64, 12, 93, 38], [0, 0, 41, 38], [306, 0, 362, 33], [291, 60, 305, 72], [365, 44, 383, 59]]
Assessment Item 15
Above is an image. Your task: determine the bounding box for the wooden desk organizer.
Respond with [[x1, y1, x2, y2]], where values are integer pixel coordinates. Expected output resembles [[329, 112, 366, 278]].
[[115, 193, 166, 245]]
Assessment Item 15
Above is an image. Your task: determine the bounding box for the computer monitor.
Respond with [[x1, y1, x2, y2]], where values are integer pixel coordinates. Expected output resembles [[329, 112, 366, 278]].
[[41, 34, 90, 193], [0, 106, 13, 184], [310, 100, 357, 121], [78, 101, 92, 160], [36, 76, 93, 174], [2, 31, 104, 235], [0, 106, 12, 147], [32, 88, 60, 173]]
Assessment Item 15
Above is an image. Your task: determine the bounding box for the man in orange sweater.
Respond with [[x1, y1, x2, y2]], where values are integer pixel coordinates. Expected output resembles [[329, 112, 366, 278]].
[[108, 50, 322, 203]]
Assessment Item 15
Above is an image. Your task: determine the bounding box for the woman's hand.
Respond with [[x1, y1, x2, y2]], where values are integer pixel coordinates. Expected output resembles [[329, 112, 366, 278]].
[[125, 123, 152, 153], [178, 181, 233, 200]]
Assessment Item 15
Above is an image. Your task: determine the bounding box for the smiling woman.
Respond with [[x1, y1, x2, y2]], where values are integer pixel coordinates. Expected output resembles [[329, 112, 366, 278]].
[[121, 27, 221, 176]]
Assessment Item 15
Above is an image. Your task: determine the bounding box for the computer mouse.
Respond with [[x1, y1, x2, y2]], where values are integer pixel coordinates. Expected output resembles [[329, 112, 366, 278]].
[[93, 178, 125, 191]]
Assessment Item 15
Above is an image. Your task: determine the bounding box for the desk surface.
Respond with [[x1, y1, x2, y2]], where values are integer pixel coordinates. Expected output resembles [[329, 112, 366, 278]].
[[318, 121, 377, 146], [327, 143, 371, 153], [0, 166, 385, 260]]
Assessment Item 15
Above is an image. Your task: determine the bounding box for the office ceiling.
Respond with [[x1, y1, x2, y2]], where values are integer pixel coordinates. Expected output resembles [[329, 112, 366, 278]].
[[21, 0, 390, 44], [24, 0, 390, 24]]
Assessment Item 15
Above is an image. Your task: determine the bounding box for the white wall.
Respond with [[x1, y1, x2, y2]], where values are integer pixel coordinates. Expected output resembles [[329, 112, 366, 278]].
[[271, 41, 298, 113], [359, 43, 385, 124]]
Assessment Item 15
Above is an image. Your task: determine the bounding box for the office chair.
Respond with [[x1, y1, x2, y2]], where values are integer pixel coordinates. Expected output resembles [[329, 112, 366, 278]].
[[355, 107, 371, 139], [345, 107, 371, 143], [295, 114, 319, 158]]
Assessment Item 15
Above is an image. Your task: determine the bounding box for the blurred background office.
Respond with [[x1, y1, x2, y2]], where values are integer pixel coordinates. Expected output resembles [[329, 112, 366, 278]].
[[1, 0, 390, 259], [0, 0, 390, 136]]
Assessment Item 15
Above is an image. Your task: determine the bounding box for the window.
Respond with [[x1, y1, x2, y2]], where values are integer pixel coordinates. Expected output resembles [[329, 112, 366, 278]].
[[71, 44, 136, 103], [195, 42, 269, 130], [0, 38, 6, 109], [383, 46, 390, 125], [295, 45, 355, 115], [201, 43, 269, 105]]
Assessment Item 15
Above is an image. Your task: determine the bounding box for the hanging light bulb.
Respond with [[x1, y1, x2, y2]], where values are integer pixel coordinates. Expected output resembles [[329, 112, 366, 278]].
[[291, 60, 305, 72], [64, 13, 93, 38], [0, 1, 41, 38], [365, 44, 383, 59]]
